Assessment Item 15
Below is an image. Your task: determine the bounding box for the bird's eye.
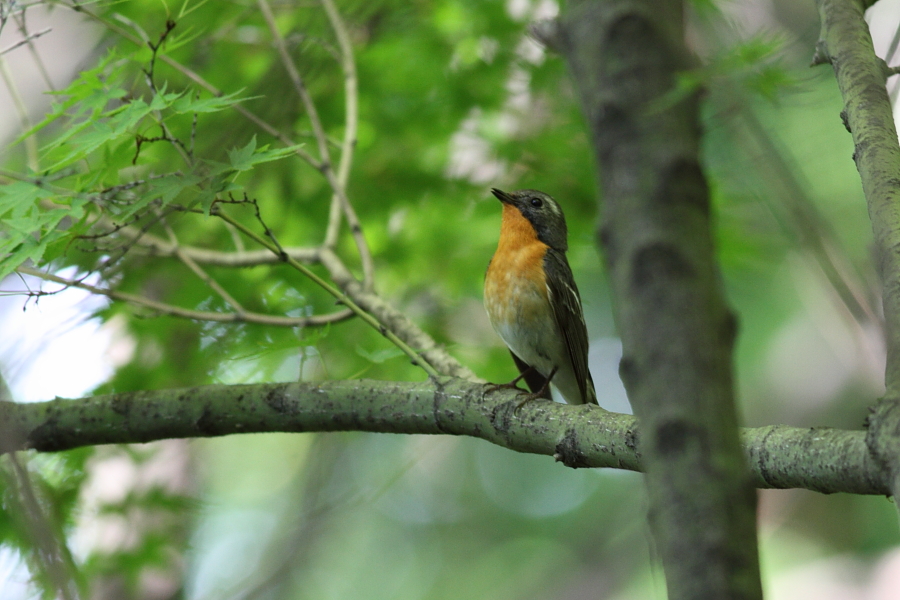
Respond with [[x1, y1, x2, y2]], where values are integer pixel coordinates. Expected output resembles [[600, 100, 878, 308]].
[[530, 197, 543, 208]]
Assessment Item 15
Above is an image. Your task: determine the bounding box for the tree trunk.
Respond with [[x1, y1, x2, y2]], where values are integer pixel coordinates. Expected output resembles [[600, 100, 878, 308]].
[[551, 0, 764, 597]]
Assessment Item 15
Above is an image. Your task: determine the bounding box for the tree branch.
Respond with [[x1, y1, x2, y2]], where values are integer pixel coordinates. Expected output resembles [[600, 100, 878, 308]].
[[257, 0, 374, 289], [813, 0, 900, 393], [64, 1, 324, 171], [210, 206, 442, 378], [321, 0, 360, 250], [124, 224, 476, 378], [0, 26, 51, 57], [317, 248, 480, 380], [116, 229, 476, 379], [17, 266, 350, 327], [0, 379, 888, 496], [813, 0, 900, 503]]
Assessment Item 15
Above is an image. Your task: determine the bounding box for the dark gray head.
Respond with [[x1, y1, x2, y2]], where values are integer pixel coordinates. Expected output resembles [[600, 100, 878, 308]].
[[491, 188, 569, 252]]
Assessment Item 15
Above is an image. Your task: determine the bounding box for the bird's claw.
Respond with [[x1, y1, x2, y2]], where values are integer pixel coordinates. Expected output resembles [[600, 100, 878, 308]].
[[482, 381, 529, 397], [513, 391, 548, 413]]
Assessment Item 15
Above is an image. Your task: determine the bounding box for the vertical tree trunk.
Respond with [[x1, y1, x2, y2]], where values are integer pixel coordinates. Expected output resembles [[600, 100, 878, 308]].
[[551, 1, 763, 597]]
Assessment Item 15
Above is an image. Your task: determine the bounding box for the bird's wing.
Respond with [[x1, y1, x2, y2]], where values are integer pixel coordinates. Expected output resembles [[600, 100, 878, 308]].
[[544, 249, 597, 404]]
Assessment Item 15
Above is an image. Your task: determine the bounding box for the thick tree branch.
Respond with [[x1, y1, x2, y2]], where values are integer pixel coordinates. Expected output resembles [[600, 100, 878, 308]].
[[556, 1, 761, 598], [0, 379, 888, 496], [813, 0, 900, 502]]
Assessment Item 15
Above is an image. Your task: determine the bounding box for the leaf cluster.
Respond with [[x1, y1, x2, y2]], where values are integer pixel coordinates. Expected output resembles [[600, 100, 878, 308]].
[[0, 0, 891, 598]]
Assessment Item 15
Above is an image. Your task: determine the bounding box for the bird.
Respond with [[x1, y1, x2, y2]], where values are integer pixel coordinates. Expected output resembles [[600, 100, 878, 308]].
[[484, 188, 598, 406]]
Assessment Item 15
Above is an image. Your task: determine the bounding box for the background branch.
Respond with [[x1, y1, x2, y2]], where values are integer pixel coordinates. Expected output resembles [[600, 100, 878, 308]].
[[0, 455, 82, 600], [813, 0, 900, 390], [257, 0, 374, 288], [813, 0, 900, 504], [321, 0, 360, 250], [17, 266, 351, 327]]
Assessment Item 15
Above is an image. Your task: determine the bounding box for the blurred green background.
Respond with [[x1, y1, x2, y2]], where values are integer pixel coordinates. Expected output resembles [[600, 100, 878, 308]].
[[1, 0, 899, 598]]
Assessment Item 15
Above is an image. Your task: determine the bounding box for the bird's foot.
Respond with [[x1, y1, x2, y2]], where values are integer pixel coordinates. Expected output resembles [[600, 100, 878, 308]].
[[482, 379, 529, 397], [482, 365, 535, 397], [513, 366, 558, 413], [483, 381, 539, 413], [513, 390, 548, 412], [483, 366, 559, 413]]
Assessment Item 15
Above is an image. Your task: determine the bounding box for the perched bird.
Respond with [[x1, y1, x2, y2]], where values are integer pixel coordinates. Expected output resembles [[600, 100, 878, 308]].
[[484, 188, 597, 406]]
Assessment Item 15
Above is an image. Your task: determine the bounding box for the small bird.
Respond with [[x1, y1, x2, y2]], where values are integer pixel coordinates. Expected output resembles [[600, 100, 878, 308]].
[[484, 188, 598, 405]]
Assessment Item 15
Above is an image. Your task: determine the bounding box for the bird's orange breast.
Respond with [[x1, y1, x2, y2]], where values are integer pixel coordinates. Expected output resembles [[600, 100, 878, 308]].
[[485, 204, 550, 326]]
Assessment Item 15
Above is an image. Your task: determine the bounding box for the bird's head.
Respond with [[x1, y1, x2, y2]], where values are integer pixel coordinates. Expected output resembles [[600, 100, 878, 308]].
[[491, 188, 569, 252]]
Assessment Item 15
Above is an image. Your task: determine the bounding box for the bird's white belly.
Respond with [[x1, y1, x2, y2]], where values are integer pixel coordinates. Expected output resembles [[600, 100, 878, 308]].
[[486, 278, 563, 379]]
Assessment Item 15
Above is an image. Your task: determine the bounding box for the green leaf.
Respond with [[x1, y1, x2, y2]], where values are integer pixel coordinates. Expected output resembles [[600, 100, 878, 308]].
[[227, 135, 257, 172], [355, 345, 405, 364], [227, 136, 304, 173], [134, 172, 204, 216], [0, 181, 89, 278], [169, 89, 251, 114]]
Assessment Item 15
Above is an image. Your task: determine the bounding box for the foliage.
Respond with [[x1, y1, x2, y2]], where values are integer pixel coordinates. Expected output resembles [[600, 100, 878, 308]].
[[0, 0, 895, 598]]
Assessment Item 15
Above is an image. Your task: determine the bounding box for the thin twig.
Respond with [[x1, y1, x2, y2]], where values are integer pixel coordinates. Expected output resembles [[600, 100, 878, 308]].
[[137, 20, 193, 165], [12, 169, 320, 267], [33, 187, 321, 266], [317, 247, 479, 380], [2, 454, 81, 600], [0, 54, 38, 170], [175, 247, 249, 314], [321, 0, 358, 248], [132, 234, 318, 265], [212, 205, 441, 378], [257, 0, 374, 289], [257, 0, 331, 169], [63, 1, 323, 170], [17, 266, 353, 327], [12, 12, 54, 91], [0, 25, 51, 56], [159, 211, 247, 313]]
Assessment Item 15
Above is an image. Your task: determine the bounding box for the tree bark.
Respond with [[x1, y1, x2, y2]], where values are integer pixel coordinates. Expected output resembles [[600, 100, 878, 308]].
[[0, 380, 888, 495], [813, 0, 900, 505], [551, 0, 763, 597]]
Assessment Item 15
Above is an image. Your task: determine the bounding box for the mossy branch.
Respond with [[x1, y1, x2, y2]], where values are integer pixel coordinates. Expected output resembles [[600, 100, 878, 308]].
[[813, 0, 900, 394], [813, 0, 900, 501], [0, 380, 888, 496]]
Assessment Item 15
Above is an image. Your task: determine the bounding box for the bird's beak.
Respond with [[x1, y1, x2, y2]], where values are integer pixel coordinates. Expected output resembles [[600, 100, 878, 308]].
[[491, 188, 514, 204]]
